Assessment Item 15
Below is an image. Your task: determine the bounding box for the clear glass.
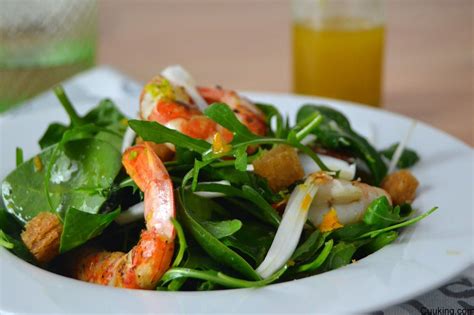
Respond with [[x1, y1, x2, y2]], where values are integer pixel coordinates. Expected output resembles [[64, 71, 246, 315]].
[[292, 0, 385, 107], [0, 0, 97, 112]]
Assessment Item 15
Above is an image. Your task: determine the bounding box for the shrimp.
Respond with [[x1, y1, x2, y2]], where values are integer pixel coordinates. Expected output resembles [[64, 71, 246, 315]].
[[72, 143, 175, 289], [139, 76, 266, 146], [309, 177, 391, 227], [197, 86, 267, 137]]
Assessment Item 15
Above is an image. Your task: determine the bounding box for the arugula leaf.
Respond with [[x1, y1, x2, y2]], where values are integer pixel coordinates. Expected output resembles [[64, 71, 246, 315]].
[[233, 146, 248, 172], [204, 103, 258, 142], [331, 222, 371, 240], [201, 219, 242, 239], [380, 143, 420, 169], [221, 221, 275, 266], [297, 104, 387, 185], [358, 231, 398, 256], [162, 245, 223, 291], [255, 103, 286, 138], [171, 218, 187, 267], [296, 239, 334, 272], [195, 183, 281, 227], [129, 120, 210, 154], [322, 240, 368, 271], [206, 167, 281, 204], [292, 229, 325, 263], [363, 196, 403, 228], [161, 264, 287, 289], [60, 207, 120, 253], [177, 189, 261, 280], [360, 207, 438, 239]]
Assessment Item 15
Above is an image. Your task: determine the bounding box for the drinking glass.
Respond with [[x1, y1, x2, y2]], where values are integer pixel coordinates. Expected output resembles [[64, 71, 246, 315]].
[[292, 0, 385, 107], [0, 0, 97, 112]]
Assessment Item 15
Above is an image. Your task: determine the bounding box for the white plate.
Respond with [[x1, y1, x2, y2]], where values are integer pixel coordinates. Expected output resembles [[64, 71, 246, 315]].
[[0, 87, 473, 313]]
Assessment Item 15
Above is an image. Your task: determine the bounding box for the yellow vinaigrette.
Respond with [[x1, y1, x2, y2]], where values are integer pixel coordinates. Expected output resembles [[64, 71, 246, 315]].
[[319, 208, 344, 232], [212, 132, 232, 155]]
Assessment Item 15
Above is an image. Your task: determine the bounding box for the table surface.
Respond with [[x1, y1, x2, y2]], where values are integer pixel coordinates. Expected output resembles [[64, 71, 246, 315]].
[[98, 0, 473, 146]]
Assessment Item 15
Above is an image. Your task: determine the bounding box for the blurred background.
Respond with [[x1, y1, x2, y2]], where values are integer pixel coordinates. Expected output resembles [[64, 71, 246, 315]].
[[0, 0, 472, 145]]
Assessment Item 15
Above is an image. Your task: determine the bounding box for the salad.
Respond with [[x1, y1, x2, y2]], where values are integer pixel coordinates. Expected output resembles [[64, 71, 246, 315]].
[[0, 65, 437, 291]]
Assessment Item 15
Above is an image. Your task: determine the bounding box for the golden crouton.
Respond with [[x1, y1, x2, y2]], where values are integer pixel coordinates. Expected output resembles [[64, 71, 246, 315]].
[[381, 169, 419, 205], [21, 212, 62, 264], [252, 145, 305, 192]]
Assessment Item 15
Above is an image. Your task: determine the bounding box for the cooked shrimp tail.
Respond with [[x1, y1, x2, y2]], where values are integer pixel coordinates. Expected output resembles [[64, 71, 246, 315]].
[[72, 143, 175, 289]]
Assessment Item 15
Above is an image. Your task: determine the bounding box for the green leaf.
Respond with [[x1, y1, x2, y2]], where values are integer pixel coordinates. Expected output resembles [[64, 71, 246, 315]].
[[162, 245, 222, 291], [201, 219, 242, 239], [39, 91, 127, 149], [2, 138, 122, 225], [297, 104, 387, 185], [221, 221, 275, 265], [292, 230, 325, 262], [358, 231, 398, 256], [60, 207, 120, 253], [39, 123, 69, 149], [381, 143, 419, 169], [129, 119, 210, 154], [177, 189, 261, 280], [83, 99, 126, 127], [194, 183, 281, 227], [205, 167, 281, 204], [161, 264, 287, 289], [0, 207, 36, 263], [331, 222, 371, 240], [53, 85, 84, 127], [255, 103, 285, 138], [0, 229, 13, 249], [293, 112, 324, 141], [204, 103, 258, 143], [380, 143, 420, 169], [15, 147, 23, 166], [296, 239, 334, 272], [234, 146, 248, 172], [363, 196, 402, 228], [171, 218, 187, 267], [322, 240, 368, 271], [359, 207, 438, 239]]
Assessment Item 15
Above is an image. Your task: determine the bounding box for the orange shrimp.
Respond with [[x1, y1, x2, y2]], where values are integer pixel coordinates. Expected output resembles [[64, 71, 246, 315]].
[[197, 86, 267, 137], [139, 76, 266, 145], [72, 143, 175, 289]]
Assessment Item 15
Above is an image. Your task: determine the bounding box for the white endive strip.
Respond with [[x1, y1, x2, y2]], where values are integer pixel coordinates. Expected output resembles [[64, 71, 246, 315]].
[[193, 180, 231, 198], [256, 176, 319, 278], [300, 154, 356, 180], [115, 202, 144, 225], [121, 126, 136, 153], [388, 120, 417, 173], [161, 65, 208, 112]]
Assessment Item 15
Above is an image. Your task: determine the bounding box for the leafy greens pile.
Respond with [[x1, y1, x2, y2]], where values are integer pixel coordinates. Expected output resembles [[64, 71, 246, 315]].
[[0, 88, 436, 291]]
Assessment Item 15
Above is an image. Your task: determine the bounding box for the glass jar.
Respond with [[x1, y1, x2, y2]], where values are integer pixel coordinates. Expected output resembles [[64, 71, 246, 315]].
[[292, 0, 385, 107], [0, 0, 97, 112]]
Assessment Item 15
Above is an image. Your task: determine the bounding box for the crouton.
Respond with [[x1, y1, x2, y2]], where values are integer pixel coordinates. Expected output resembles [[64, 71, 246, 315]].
[[21, 212, 62, 264], [252, 145, 305, 192], [381, 169, 419, 205]]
